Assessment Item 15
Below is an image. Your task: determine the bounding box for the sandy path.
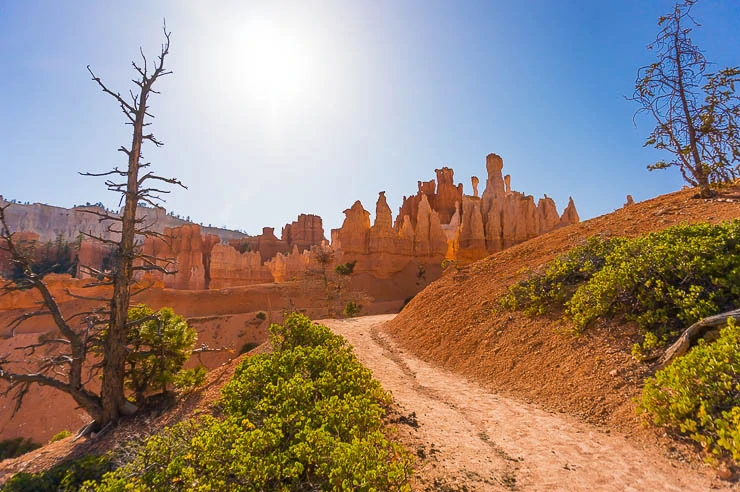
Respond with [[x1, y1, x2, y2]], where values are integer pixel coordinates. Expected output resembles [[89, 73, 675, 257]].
[[322, 315, 735, 492]]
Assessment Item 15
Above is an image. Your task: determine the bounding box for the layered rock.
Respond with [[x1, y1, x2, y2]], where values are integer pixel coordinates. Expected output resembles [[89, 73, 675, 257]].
[[281, 214, 325, 253], [267, 245, 312, 283], [458, 195, 487, 260], [2, 153, 579, 289], [414, 195, 448, 258], [136, 224, 206, 290], [476, 153, 579, 259], [209, 243, 272, 288], [336, 201, 371, 255], [0, 196, 246, 244], [394, 167, 463, 229], [76, 238, 113, 279], [561, 197, 580, 225], [364, 153, 580, 267]]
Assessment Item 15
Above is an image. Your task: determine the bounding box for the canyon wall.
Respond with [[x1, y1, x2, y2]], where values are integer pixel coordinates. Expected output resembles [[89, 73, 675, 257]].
[[0, 196, 246, 243], [2, 153, 577, 288]]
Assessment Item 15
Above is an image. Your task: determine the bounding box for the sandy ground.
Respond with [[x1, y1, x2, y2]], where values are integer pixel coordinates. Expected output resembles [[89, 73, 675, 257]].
[[323, 315, 736, 492]]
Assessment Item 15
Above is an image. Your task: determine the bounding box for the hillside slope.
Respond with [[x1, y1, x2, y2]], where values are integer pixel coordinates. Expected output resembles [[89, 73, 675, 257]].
[[386, 185, 740, 437]]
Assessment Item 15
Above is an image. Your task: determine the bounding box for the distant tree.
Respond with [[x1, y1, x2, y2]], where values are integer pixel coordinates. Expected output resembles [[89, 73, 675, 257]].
[[631, 0, 740, 197], [335, 260, 356, 277], [303, 248, 369, 317], [0, 24, 186, 431]]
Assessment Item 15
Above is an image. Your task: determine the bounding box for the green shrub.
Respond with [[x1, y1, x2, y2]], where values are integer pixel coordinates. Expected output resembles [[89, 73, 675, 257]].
[[0, 437, 40, 461], [172, 366, 207, 394], [4, 454, 111, 492], [343, 301, 361, 318], [503, 222, 740, 340], [255, 311, 267, 320], [268, 312, 336, 351], [90, 314, 412, 491], [126, 305, 197, 404], [630, 331, 667, 361], [49, 430, 72, 443], [335, 261, 357, 276], [566, 222, 740, 334], [639, 317, 740, 464], [501, 236, 623, 316]]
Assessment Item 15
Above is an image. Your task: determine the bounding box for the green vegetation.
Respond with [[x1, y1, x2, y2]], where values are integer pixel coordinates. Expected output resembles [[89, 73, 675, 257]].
[[501, 236, 623, 316], [343, 301, 362, 318], [87, 313, 412, 491], [3, 455, 111, 492], [335, 260, 356, 276], [8, 233, 79, 283], [126, 305, 198, 405], [0, 437, 41, 461], [49, 430, 72, 443], [640, 317, 740, 464], [172, 366, 207, 394], [503, 222, 740, 346], [237, 241, 252, 254]]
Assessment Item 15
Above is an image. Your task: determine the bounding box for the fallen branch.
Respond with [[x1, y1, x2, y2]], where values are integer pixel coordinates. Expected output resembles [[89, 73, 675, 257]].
[[657, 308, 740, 369]]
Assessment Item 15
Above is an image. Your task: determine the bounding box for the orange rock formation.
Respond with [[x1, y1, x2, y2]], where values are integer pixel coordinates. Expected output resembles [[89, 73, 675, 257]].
[[281, 214, 325, 253], [2, 153, 578, 289]]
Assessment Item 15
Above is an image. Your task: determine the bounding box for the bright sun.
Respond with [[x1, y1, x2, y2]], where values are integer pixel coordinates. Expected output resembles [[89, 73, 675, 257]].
[[235, 18, 313, 110]]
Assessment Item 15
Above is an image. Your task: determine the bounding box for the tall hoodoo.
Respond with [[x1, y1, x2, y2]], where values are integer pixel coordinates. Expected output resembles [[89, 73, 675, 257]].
[[2, 153, 579, 288]]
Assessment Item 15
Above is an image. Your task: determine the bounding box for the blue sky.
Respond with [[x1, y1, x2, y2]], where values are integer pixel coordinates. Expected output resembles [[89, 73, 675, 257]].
[[1, 1, 738, 234]]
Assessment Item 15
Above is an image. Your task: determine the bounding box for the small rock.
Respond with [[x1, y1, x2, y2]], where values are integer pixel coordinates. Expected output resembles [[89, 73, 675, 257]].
[[717, 464, 734, 480], [609, 369, 619, 377]]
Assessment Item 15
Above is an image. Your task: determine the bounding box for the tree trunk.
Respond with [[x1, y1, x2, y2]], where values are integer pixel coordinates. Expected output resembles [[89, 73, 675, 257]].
[[99, 90, 149, 427], [674, 29, 710, 198], [697, 175, 713, 198]]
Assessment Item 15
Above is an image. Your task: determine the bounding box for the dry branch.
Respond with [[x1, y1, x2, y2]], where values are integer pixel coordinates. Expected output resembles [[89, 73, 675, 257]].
[[657, 308, 740, 369]]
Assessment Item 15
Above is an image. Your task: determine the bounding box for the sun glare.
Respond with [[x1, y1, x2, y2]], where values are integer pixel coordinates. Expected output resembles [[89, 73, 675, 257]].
[[234, 18, 313, 111]]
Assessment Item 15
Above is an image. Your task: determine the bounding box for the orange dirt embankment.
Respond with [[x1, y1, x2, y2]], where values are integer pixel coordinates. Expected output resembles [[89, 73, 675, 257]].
[[386, 185, 740, 438], [0, 263, 427, 443]]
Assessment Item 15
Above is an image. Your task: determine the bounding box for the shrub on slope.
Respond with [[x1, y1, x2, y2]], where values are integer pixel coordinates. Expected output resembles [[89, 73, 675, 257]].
[[640, 318, 740, 464], [87, 313, 412, 491], [503, 221, 740, 344]]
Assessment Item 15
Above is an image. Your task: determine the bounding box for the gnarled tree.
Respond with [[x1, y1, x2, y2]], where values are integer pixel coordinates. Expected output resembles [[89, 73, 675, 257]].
[[632, 0, 740, 197], [0, 24, 184, 431]]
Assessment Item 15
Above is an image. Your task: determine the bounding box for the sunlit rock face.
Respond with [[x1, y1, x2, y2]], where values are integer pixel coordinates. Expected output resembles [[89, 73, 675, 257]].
[[134, 224, 206, 290], [282, 214, 325, 253], [381, 153, 579, 267], [1, 153, 578, 288]]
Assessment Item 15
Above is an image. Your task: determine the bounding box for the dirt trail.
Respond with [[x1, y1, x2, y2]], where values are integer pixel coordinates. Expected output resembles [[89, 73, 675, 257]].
[[322, 315, 734, 492]]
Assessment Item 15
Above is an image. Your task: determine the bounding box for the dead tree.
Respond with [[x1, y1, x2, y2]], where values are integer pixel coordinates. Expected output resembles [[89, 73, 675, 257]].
[[0, 24, 185, 430], [631, 0, 740, 198]]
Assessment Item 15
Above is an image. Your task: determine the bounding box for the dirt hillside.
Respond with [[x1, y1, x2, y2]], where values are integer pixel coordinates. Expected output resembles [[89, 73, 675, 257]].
[[386, 185, 740, 443]]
